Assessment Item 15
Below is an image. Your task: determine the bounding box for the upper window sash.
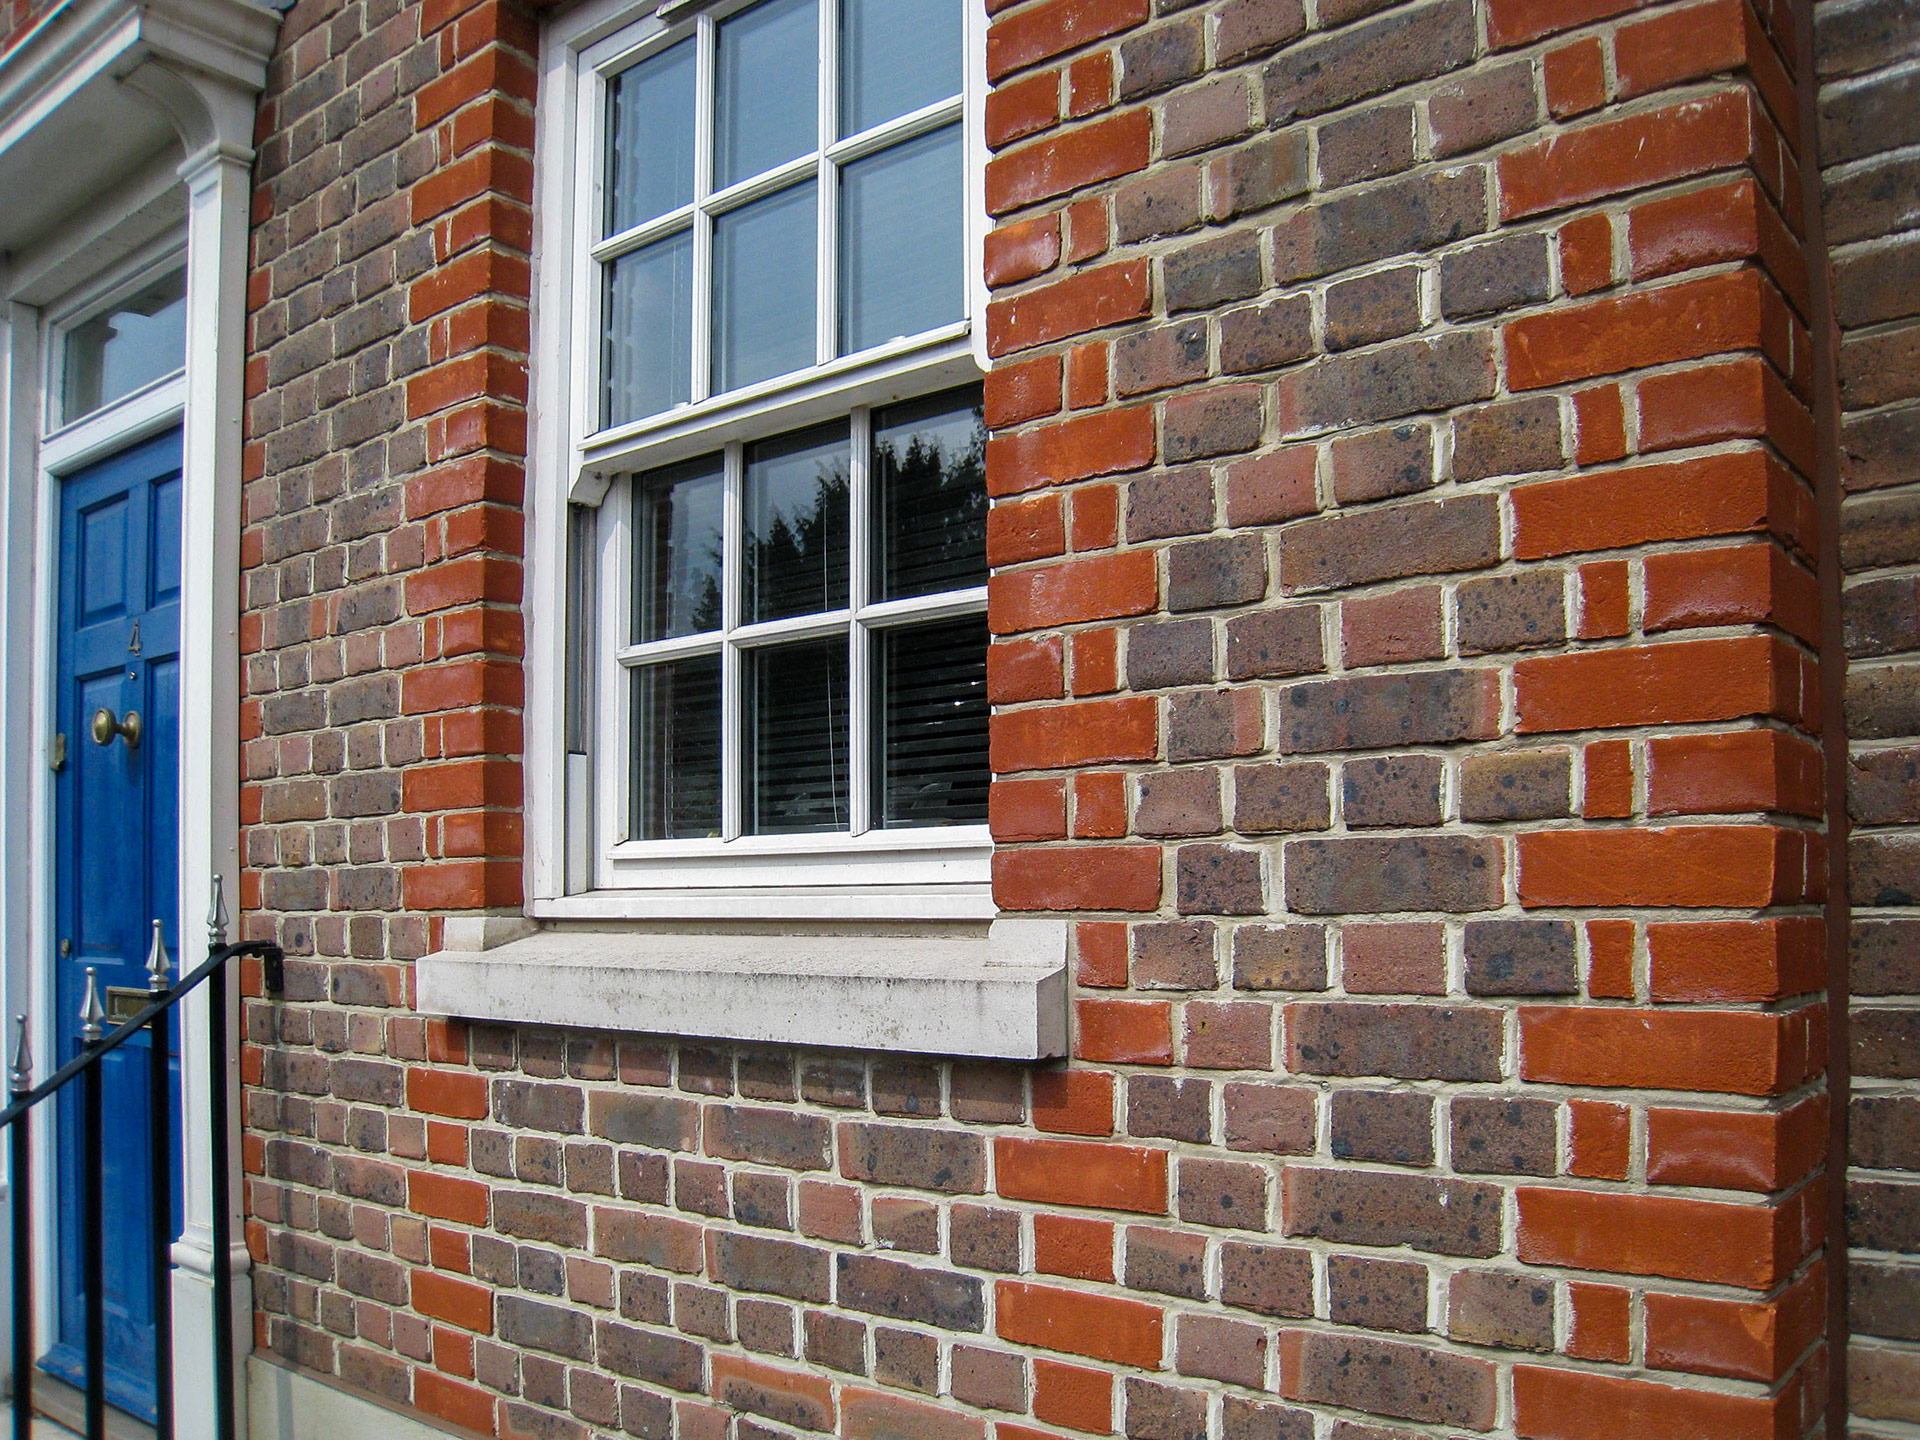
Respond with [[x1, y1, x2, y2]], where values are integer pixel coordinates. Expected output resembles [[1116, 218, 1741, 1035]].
[[568, 0, 986, 473]]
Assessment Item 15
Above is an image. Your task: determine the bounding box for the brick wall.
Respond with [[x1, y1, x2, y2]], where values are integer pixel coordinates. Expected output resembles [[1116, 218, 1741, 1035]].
[[1817, 0, 1920, 1430], [240, 1, 1842, 1438]]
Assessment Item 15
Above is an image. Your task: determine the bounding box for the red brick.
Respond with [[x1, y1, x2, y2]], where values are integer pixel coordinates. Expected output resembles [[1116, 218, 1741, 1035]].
[[990, 777, 1068, 842], [1513, 1362, 1798, 1439], [712, 1355, 836, 1433], [1517, 1186, 1812, 1288], [990, 696, 1156, 770], [1585, 919, 1636, 999], [1643, 1266, 1824, 1383], [1558, 212, 1615, 295], [1072, 768, 1123, 835], [987, 260, 1151, 356], [994, 847, 1162, 912], [988, 637, 1065, 703], [987, 0, 1148, 81], [1070, 627, 1120, 693], [989, 552, 1159, 633], [1543, 38, 1606, 118], [1076, 921, 1128, 988], [1644, 917, 1825, 1003], [986, 70, 1061, 151], [1067, 52, 1114, 116], [1519, 1005, 1817, 1096], [984, 354, 1064, 429], [1645, 728, 1823, 819], [843, 1389, 987, 1440], [1034, 1213, 1115, 1281], [987, 494, 1068, 570], [986, 406, 1156, 495], [996, 1281, 1163, 1366], [1075, 998, 1174, 1064], [1031, 1070, 1116, 1136], [413, 1269, 494, 1334], [1637, 358, 1814, 474], [1566, 1282, 1630, 1362], [1645, 1095, 1827, 1193], [1510, 449, 1812, 561], [408, 1068, 489, 1120], [1643, 542, 1819, 645], [1574, 560, 1629, 639], [1498, 89, 1753, 220], [1506, 268, 1762, 389], [1516, 636, 1797, 734], [1488, 0, 1650, 48], [985, 217, 1064, 290], [1582, 739, 1633, 819], [996, 1136, 1168, 1214], [1567, 1099, 1631, 1180], [986, 110, 1152, 215], [1069, 485, 1121, 552], [413, 1371, 496, 1435], [1032, 1358, 1113, 1432], [410, 1171, 490, 1226]]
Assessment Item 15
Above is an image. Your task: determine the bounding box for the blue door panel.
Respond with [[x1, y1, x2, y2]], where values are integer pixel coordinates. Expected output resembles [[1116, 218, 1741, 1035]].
[[48, 428, 183, 1422]]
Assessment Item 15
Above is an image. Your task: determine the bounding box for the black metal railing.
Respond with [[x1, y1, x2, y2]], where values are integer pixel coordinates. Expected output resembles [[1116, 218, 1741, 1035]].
[[3, 882, 281, 1440]]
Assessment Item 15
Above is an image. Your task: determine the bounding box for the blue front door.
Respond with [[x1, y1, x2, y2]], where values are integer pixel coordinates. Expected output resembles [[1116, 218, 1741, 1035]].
[[47, 429, 183, 1420]]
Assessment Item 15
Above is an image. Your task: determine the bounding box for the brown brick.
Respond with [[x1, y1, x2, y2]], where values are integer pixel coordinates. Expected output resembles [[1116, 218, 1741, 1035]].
[[1451, 1096, 1558, 1176], [1263, 0, 1476, 122], [1116, 171, 1204, 245], [1280, 1331, 1495, 1428], [1441, 232, 1552, 319], [839, 1125, 986, 1194], [951, 1204, 1021, 1273], [1129, 618, 1216, 690], [1286, 835, 1503, 914], [1326, 1255, 1430, 1334], [1222, 1397, 1316, 1440], [1125, 1377, 1208, 1440], [1233, 923, 1329, 991], [1115, 321, 1208, 397], [1428, 61, 1538, 158], [1330, 1090, 1435, 1166], [837, 1255, 985, 1332], [1449, 1270, 1555, 1351], [1273, 169, 1486, 283], [1213, 131, 1311, 218], [1220, 1241, 1315, 1317], [1135, 768, 1224, 838], [1452, 396, 1564, 481], [1464, 919, 1578, 995], [1459, 747, 1572, 821], [1110, 1232, 1200, 1313], [1176, 1156, 1269, 1228], [1329, 422, 1435, 504], [1280, 495, 1500, 593], [712, 1232, 831, 1303], [1284, 1169, 1503, 1258], [1277, 670, 1499, 753], [1225, 607, 1326, 681], [1129, 1075, 1213, 1143], [1175, 1313, 1268, 1387], [1176, 843, 1266, 915], [1223, 1082, 1317, 1154], [1325, 267, 1423, 353], [1277, 332, 1497, 436], [1220, 296, 1315, 374], [1318, 104, 1417, 189], [1456, 571, 1567, 655], [1235, 761, 1332, 834], [1342, 755, 1444, 828], [1287, 1002, 1504, 1081]]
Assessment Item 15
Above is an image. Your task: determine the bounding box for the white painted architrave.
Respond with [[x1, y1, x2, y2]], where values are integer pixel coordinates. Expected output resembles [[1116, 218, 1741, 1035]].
[[0, 1, 278, 1435]]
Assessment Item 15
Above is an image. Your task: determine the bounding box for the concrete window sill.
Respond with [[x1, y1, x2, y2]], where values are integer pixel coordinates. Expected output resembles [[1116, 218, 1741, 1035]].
[[415, 916, 1068, 1060]]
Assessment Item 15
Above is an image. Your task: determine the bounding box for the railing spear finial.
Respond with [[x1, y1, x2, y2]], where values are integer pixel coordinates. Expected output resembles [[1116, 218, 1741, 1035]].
[[9, 1013, 29, 1095], [146, 919, 171, 994], [79, 968, 104, 1045], [207, 872, 228, 949]]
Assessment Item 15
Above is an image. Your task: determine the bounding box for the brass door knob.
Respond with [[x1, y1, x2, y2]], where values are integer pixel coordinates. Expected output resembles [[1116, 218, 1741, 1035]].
[[89, 707, 141, 750]]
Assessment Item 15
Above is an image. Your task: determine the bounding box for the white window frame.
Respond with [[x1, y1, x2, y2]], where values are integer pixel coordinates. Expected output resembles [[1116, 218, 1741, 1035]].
[[526, 0, 995, 922]]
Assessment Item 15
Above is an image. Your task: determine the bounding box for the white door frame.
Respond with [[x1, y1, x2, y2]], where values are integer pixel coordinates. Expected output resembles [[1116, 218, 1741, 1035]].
[[0, 1, 278, 1434]]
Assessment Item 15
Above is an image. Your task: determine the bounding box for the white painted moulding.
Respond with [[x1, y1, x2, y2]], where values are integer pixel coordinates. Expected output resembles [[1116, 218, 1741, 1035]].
[[416, 917, 1069, 1060]]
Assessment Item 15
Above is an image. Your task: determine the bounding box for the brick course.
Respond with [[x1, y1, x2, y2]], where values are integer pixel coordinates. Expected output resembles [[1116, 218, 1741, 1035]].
[[232, 0, 1883, 1436]]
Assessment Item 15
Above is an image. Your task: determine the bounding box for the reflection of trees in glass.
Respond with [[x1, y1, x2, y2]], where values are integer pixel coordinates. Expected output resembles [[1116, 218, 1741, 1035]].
[[878, 406, 986, 598], [747, 455, 849, 617]]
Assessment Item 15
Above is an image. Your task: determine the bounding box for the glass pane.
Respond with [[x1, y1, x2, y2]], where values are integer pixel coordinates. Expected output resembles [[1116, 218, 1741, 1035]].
[[606, 39, 698, 235], [634, 457, 725, 642], [875, 387, 986, 601], [745, 421, 849, 622], [716, 0, 818, 188], [713, 181, 817, 393], [630, 655, 722, 839], [604, 231, 695, 427], [749, 638, 849, 834], [62, 269, 187, 421], [875, 616, 988, 828], [840, 0, 961, 136], [839, 126, 964, 356]]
